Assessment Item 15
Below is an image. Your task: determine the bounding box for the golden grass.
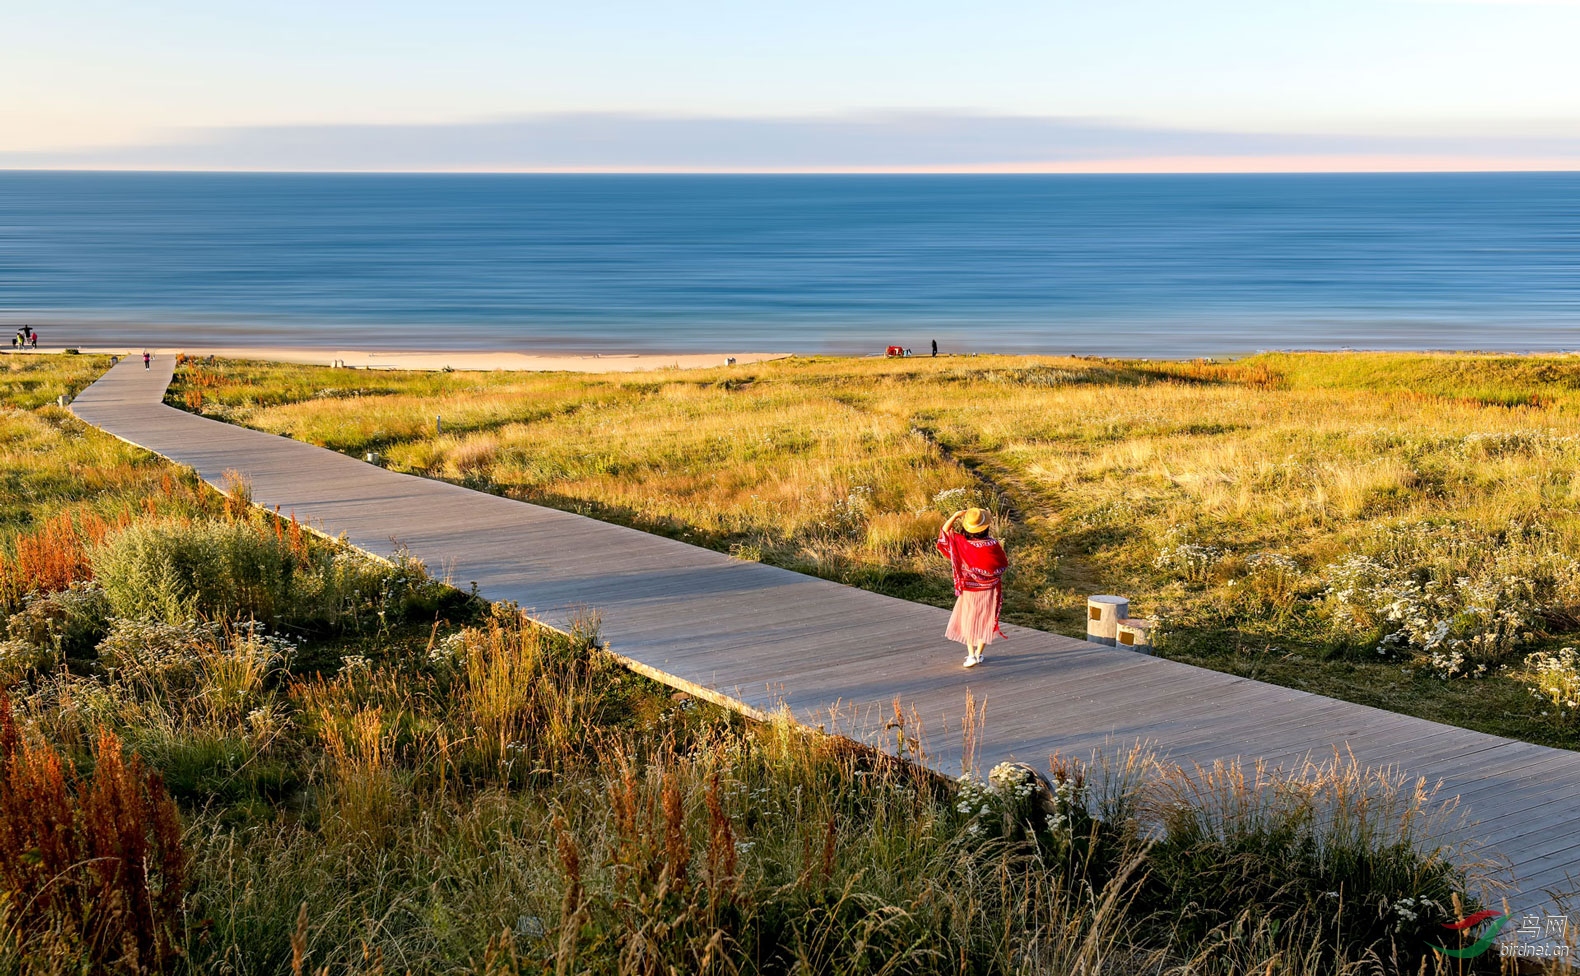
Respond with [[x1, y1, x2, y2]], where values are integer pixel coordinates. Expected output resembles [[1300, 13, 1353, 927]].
[[174, 352, 1580, 747], [187, 353, 1580, 596]]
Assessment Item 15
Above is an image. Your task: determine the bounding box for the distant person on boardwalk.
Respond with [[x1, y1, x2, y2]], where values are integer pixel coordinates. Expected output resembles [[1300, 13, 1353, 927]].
[[931, 340, 937, 357], [936, 507, 1008, 667], [143, 351, 151, 370]]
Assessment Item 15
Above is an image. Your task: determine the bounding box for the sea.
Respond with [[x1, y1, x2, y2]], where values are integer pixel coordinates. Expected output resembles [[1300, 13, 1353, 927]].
[[2, 171, 1578, 357]]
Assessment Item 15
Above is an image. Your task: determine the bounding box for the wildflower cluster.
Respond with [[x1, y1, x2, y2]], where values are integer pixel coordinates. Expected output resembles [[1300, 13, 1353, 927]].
[[954, 760, 1092, 849], [932, 486, 988, 516], [1454, 429, 1576, 460], [2, 581, 111, 669], [1154, 539, 1226, 586], [1246, 552, 1299, 573], [97, 617, 224, 689], [1044, 756, 1090, 838], [427, 630, 470, 667], [822, 485, 874, 535], [1523, 647, 1580, 721], [1327, 554, 1533, 675], [0, 638, 51, 686], [955, 775, 996, 837], [932, 487, 971, 509], [956, 763, 1052, 840], [224, 620, 296, 665], [1386, 895, 1443, 934], [244, 701, 290, 745], [1319, 521, 1580, 676], [988, 761, 1039, 801], [372, 548, 445, 629]]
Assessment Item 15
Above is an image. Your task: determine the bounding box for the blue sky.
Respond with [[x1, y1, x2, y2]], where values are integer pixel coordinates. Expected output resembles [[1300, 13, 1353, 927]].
[[6, 0, 1580, 170]]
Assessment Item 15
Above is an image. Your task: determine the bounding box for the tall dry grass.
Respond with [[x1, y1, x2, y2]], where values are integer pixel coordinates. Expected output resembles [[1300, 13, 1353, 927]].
[[3, 582, 1498, 973]]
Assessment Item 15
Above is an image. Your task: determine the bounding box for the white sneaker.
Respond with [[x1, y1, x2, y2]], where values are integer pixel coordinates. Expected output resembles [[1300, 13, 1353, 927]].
[[963, 655, 980, 668]]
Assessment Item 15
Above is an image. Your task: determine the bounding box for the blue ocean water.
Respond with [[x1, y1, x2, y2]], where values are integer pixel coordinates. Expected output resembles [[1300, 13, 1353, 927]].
[[2, 171, 1578, 356]]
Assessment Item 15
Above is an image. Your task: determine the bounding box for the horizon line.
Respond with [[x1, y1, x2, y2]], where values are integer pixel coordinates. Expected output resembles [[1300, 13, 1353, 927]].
[[8, 158, 1580, 176]]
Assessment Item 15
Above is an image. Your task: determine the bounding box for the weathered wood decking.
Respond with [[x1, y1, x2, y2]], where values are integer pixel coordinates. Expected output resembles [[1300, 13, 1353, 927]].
[[71, 357, 1580, 909]]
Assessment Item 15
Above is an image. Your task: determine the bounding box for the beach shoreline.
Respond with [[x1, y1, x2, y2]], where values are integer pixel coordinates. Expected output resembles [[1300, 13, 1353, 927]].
[[6, 346, 792, 372]]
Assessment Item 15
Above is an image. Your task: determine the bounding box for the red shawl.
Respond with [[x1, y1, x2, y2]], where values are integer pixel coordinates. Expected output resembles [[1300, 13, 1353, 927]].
[[937, 527, 1009, 636]]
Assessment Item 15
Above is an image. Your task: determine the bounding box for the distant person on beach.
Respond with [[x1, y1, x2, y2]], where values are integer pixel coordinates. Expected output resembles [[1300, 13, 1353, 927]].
[[936, 508, 1008, 668], [931, 340, 937, 357], [143, 351, 151, 370], [28, 330, 37, 348]]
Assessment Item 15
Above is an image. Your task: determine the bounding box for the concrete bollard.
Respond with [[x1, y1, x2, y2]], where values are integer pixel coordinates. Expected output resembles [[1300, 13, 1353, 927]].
[[1086, 595, 1129, 646], [1116, 618, 1154, 654], [56, 394, 70, 407], [364, 451, 382, 465]]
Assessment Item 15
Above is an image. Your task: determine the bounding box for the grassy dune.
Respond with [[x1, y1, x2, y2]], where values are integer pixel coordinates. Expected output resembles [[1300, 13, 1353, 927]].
[[175, 351, 1580, 749], [0, 353, 1517, 973]]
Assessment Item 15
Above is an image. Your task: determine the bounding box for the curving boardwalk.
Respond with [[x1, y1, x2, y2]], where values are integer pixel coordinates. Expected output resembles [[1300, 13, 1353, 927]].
[[73, 357, 1580, 909]]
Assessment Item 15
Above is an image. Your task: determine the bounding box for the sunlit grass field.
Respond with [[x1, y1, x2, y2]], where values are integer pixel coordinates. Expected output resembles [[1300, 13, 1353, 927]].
[[173, 351, 1580, 750], [0, 351, 1518, 973]]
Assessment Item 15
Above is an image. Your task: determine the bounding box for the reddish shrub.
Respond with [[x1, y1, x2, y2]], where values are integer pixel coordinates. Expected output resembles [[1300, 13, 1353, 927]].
[[0, 511, 112, 604], [0, 695, 189, 971]]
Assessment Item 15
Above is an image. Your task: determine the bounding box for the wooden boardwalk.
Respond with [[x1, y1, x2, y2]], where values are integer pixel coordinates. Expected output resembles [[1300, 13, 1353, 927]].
[[73, 357, 1580, 909]]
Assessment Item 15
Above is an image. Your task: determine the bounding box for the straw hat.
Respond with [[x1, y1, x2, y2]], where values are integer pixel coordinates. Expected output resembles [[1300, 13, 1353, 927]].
[[959, 508, 990, 534]]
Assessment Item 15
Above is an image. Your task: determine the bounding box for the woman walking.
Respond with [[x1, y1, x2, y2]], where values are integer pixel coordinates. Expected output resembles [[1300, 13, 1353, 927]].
[[937, 507, 1008, 667]]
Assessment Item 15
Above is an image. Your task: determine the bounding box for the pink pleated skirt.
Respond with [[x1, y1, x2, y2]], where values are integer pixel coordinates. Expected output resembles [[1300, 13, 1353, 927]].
[[945, 588, 1001, 646]]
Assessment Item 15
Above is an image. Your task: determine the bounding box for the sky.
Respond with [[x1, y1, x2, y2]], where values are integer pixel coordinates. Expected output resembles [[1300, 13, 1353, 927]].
[[5, 0, 1580, 172]]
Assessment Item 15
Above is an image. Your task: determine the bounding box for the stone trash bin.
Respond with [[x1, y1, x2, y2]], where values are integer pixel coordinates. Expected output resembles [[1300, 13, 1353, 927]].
[[1086, 595, 1129, 646], [1115, 618, 1154, 654]]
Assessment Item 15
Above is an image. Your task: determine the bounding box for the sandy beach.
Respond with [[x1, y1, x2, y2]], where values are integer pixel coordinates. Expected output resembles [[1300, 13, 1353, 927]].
[[14, 346, 792, 372]]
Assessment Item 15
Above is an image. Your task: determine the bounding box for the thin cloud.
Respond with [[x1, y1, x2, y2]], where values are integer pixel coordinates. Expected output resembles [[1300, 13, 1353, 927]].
[[5, 111, 1579, 173]]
